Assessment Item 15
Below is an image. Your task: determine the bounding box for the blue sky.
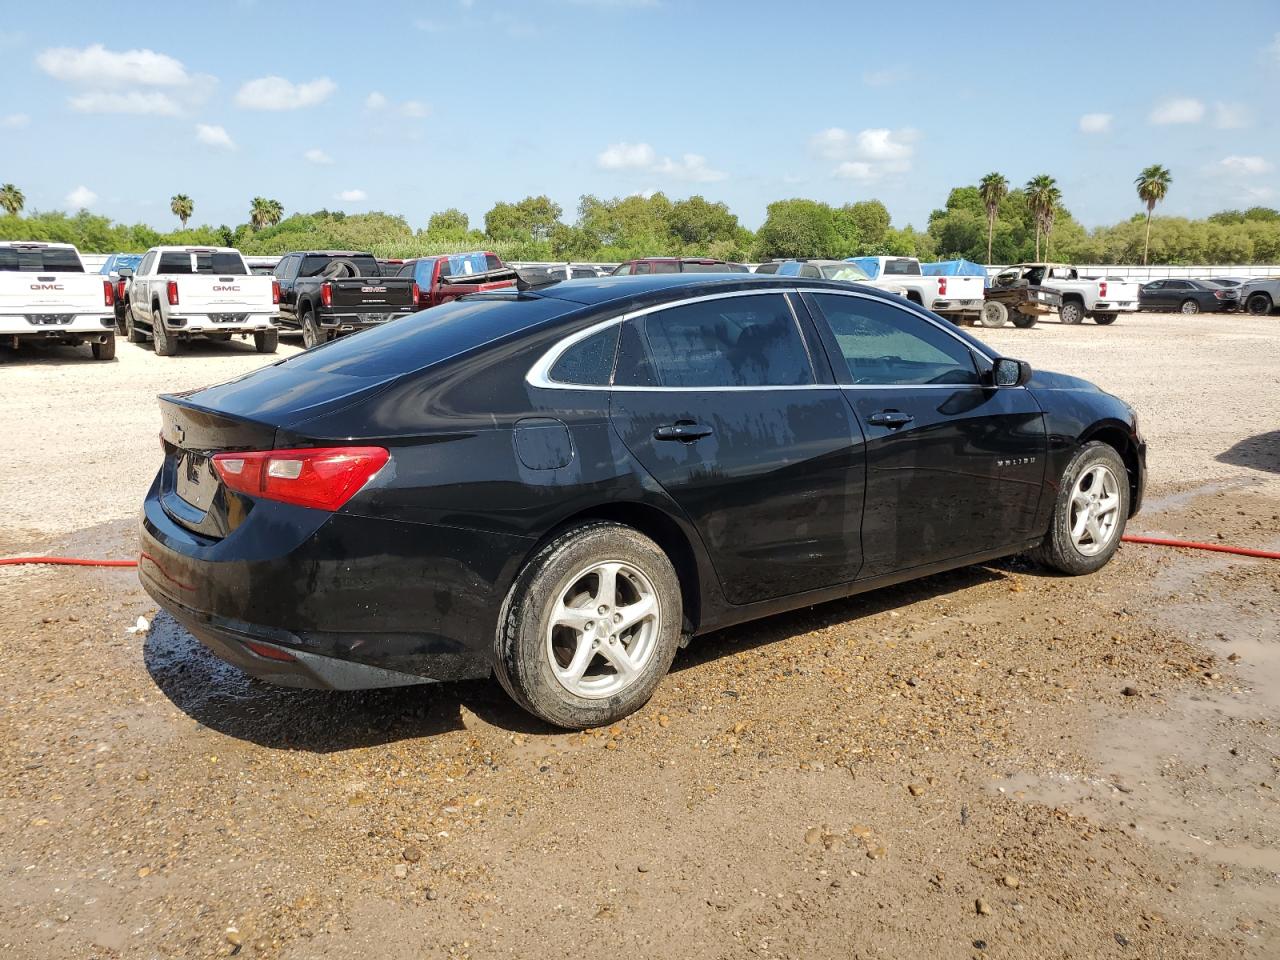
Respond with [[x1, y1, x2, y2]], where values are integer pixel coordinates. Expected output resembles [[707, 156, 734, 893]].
[[1, 0, 1278, 233]]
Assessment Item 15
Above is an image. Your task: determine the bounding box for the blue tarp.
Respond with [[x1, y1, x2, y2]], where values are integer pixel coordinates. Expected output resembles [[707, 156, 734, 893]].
[[846, 256, 882, 279], [922, 259, 990, 287]]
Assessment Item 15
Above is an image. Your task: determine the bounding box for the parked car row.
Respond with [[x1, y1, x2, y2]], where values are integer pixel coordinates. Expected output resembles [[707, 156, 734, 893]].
[[1136, 276, 1280, 315]]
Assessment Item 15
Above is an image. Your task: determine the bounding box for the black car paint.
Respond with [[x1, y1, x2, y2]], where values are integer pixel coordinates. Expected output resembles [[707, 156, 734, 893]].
[[1138, 279, 1236, 312], [139, 275, 1145, 688]]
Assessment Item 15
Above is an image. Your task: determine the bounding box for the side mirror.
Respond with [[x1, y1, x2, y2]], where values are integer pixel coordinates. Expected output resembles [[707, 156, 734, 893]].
[[992, 357, 1032, 387], [117, 267, 133, 278]]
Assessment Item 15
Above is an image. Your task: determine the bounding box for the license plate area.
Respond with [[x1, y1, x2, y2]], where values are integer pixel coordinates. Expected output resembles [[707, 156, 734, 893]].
[[176, 452, 217, 511]]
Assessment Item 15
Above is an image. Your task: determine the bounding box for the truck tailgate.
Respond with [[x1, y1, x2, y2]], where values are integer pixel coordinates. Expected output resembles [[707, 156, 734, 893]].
[[326, 277, 416, 310], [0, 273, 108, 314], [170, 275, 276, 314]]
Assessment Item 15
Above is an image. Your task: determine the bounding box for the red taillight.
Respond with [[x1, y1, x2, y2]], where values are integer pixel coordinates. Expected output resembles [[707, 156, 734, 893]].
[[271, 279, 280, 305], [212, 446, 389, 512], [116, 278, 126, 302], [103, 279, 115, 306], [1099, 281, 1108, 298], [243, 640, 297, 662], [320, 281, 333, 307], [937, 277, 947, 296], [166, 279, 179, 306], [411, 281, 420, 308]]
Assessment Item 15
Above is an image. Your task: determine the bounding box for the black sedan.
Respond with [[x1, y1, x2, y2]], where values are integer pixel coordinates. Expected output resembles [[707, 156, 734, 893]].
[[1138, 278, 1238, 314], [139, 274, 1145, 728]]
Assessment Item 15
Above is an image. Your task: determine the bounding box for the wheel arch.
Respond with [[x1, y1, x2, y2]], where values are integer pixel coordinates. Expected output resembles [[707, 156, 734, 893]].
[[1079, 420, 1141, 515]]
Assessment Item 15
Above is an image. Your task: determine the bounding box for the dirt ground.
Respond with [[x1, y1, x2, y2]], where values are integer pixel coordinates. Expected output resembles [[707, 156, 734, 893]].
[[1, 313, 1277, 960]]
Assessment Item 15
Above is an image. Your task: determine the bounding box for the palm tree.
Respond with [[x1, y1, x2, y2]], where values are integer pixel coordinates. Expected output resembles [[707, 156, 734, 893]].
[[978, 172, 1008, 264], [1134, 164, 1172, 266], [250, 196, 283, 230], [1025, 175, 1061, 260], [265, 198, 284, 227], [0, 183, 24, 217], [170, 193, 193, 229]]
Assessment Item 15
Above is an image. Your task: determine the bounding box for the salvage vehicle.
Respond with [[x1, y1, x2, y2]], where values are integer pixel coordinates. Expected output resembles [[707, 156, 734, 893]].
[[846, 256, 985, 325], [123, 246, 279, 356], [754, 259, 909, 297], [392, 251, 519, 309], [1238, 277, 1280, 316], [274, 251, 418, 347], [612, 258, 750, 275], [140, 274, 1145, 728], [1138, 278, 1238, 314], [0, 241, 117, 359], [983, 270, 1065, 328], [100, 253, 143, 333], [995, 264, 1139, 325]]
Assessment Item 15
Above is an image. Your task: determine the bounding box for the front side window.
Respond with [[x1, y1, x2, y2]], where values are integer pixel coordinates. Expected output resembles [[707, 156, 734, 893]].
[[612, 263, 633, 276], [616, 294, 814, 388], [548, 325, 620, 386], [812, 293, 979, 386]]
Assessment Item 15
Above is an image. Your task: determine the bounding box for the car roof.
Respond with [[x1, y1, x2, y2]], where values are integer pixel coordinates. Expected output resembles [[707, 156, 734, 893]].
[[511, 272, 899, 308]]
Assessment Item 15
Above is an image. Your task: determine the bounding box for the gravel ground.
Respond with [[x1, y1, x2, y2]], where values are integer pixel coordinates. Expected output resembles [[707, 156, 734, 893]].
[[1, 313, 1277, 959]]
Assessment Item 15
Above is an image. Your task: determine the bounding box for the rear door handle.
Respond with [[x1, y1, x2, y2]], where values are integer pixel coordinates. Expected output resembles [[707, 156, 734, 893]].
[[867, 410, 914, 428], [653, 422, 714, 442]]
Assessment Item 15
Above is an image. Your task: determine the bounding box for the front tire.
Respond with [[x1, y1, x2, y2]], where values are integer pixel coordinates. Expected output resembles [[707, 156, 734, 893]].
[[152, 309, 178, 356], [495, 522, 682, 729], [1059, 301, 1084, 324], [1029, 441, 1129, 576], [91, 334, 116, 361], [1245, 293, 1272, 316], [254, 328, 279, 353], [1180, 299, 1200, 315], [980, 301, 1008, 328]]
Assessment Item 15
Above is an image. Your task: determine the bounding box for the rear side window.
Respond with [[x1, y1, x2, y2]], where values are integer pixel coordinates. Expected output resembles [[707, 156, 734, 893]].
[[548, 325, 619, 386], [195, 251, 247, 275], [616, 293, 814, 388], [0, 246, 84, 272], [652, 262, 680, 274], [812, 293, 978, 386], [158, 252, 193, 274]]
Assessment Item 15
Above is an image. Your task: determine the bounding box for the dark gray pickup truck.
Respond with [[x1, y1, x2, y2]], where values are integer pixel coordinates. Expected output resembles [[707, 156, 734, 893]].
[[274, 250, 418, 347]]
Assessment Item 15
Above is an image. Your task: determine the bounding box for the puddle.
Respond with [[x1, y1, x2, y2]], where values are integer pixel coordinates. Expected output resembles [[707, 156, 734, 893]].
[[1140, 476, 1263, 515]]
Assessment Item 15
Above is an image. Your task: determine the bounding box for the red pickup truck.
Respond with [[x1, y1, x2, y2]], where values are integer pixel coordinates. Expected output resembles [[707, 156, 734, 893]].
[[392, 252, 518, 308]]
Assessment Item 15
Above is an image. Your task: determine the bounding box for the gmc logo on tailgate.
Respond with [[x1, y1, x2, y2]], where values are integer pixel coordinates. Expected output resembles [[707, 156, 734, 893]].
[[30, 283, 64, 290], [212, 285, 241, 292], [361, 286, 387, 293]]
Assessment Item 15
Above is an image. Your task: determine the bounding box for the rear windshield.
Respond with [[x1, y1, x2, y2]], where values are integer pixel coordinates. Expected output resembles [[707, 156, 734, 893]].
[[156, 251, 247, 275], [300, 254, 380, 278], [0, 246, 84, 272], [277, 294, 575, 380], [438, 252, 504, 277], [882, 258, 922, 276]]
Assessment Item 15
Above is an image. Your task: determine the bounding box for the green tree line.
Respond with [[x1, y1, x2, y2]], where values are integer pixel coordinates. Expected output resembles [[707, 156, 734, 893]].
[[2, 179, 1280, 265]]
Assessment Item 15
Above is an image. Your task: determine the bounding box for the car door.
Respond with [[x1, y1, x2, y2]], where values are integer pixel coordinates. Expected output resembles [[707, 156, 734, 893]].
[[275, 255, 300, 321], [608, 290, 866, 605], [802, 290, 1046, 578], [1140, 280, 1163, 309]]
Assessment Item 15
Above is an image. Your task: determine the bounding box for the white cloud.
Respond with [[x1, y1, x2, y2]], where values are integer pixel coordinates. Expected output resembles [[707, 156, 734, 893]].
[[304, 147, 333, 165], [69, 91, 181, 115], [365, 91, 388, 110], [1, 113, 29, 128], [596, 142, 726, 182], [195, 123, 235, 149], [1213, 101, 1251, 129], [337, 189, 367, 202], [400, 100, 430, 118], [236, 76, 335, 110], [1268, 32, 1280, 62], [1149, 97, 1204, 124], [37, 44, 193, 87], [1078, 112, 1112, 134], [64, 185, 97, 210], [1217, 155, 1273, 176], [813, 126, 917, 180]]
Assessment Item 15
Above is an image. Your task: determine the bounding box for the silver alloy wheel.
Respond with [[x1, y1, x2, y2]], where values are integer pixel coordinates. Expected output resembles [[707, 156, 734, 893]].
[[1069, 463, 1122, 556], [545, 560, 661, 699], [1181, 299, 1199, 314]]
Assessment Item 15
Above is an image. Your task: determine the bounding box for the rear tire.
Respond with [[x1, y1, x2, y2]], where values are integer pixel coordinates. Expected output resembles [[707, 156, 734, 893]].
[[152, 309, 178, 356], [301, 309, 325, 349], [1029, 441, 1129, 576], [1059, 301, 1084, 324], [125, 305, 145, 343], [1245, 293, 1272, 316], [91, 334, 116, 361], [980, 301, 1008, 328], [494, 521, 682, 729], [1093, 313, 1118, 325], [1011, 312, 1038, 328], [1180, 299, 1200, 315], [254, 328, 279, 353]]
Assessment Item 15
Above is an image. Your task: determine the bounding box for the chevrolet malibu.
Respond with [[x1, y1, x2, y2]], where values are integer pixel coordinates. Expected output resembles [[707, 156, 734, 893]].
[[140, 274, 1145, 728]]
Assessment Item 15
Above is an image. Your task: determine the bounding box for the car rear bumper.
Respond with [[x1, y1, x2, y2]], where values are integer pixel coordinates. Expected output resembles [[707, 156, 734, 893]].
[[1090, 302, 1137, 312], [0, 312, 115, 336], [138, 474, 531, 688], [933, 299, 984, 313], [318, 310, 415, 332], [166, 312, 277, 334]]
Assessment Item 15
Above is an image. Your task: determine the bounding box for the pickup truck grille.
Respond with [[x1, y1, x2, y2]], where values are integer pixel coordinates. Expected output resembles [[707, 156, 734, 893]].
[[209, 313, 249, 324], [26, 314, 73, 326]]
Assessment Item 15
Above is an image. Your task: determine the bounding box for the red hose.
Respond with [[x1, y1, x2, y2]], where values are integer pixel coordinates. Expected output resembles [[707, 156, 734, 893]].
[[1120, 535, 1280, 560], [0, 556, 138, 567]]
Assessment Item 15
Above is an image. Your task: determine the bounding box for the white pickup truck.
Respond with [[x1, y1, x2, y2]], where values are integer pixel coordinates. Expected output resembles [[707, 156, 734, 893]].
[[122, 246, 279, 356], [0, 242, 117, 360], [847, 256, 985, 324], [992, 263, 1140, 325]]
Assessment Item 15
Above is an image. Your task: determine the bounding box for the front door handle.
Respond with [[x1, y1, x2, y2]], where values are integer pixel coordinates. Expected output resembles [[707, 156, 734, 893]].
[[653, 422, 714, 442], [867, 410, 914, 428]]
